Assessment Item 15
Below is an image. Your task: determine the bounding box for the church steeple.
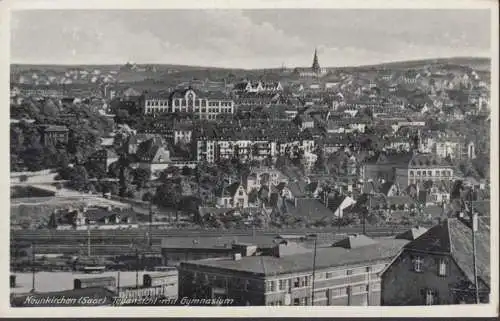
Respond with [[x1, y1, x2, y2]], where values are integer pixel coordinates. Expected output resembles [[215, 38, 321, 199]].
[[312, 48, 321, 73]]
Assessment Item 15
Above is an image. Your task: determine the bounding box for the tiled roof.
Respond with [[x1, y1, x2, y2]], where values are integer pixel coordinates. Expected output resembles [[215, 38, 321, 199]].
[[332, 234, 377, 249], [395, 226, 428, 241], [408, 153, 452, 168], [283, 198, 336, 221], [42, 125, 69, 132], [404, 217, 490, 287], [185, 238, 409, 276], [161, 235, 284, 249], [386, 195, 416, 206], [218, 182, 243, 198]]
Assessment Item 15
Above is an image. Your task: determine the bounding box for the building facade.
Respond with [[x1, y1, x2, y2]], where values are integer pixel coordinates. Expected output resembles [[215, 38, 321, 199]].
[[394, 153, 454, 187], [40, 125, 69, 147], [143, 88, 234, 120], [178, 236, 409, 306], [381, 216, 490, 305]]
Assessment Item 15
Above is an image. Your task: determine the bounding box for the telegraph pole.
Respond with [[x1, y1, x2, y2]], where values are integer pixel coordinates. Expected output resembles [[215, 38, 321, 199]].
[[307, 234, 318, 306], [31, 243, 36, 292], [363, 193, 370, 235], [87, 226, 91, 257], [470, 187, 480, 304], [135, 247, 139, 290], [311, 236, 317, 306], [148, 201, 153, 248]]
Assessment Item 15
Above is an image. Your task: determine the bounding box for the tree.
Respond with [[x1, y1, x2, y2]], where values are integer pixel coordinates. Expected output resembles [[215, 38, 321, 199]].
[[181, 166, 193, 176], [153, 183, 181, 208], [119, 166, 134, 197], [66, 165, 90, 191], [85, 160, 107, 179], [313, 147, 326, 173], [133, 168, 151, 189], [108, 161, 121, 178], [248, 189, 259, 203], [142, 191, 154, 202]]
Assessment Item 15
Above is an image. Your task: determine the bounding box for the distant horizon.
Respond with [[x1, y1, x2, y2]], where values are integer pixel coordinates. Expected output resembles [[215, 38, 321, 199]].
[[9, 55, 492, 71]]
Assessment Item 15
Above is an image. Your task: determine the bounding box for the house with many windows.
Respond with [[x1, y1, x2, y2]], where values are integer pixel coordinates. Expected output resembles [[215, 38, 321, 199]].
[[395, 153, 454, 187]]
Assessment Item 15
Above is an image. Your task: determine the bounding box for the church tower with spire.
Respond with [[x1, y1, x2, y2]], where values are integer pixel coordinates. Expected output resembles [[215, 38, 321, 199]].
[[311, 48, 321, 74]]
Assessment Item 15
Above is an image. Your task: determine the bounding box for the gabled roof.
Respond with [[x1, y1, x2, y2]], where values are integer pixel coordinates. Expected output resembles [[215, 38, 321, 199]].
[[396, 226, 428, 241], [404, 217, 490, 287], [408, 153, 451, 168], [326, 193, 348, 212], [218, 182, 244, 198], [284, 198, 335, 221], [332, 234, 377, 249], [89, 149, 118, 160]]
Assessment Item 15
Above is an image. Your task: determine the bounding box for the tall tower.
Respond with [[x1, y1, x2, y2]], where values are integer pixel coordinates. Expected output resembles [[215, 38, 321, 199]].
[[312, 48, 321, 74]]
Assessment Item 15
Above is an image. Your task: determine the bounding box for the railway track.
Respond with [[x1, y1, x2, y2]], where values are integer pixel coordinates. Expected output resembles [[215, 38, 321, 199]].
[[11, 225, 415, 238]]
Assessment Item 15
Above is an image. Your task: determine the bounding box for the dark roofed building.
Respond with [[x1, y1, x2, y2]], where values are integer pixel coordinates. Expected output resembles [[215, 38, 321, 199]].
[[282, 198, 336, 222], [39, 125, 69, 146], [395, 226, 428, 241], [178, 236, 408, 306], [381, 216, 490, 305], [87, 149, 119, 171]]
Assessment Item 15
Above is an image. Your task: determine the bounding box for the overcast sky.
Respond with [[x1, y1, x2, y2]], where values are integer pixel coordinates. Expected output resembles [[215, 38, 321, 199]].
[[10, 9, 491, 68]]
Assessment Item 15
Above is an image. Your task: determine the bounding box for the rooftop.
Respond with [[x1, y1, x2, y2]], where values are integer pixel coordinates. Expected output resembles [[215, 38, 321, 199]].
[[404, 217, 490, 287], [184, 237, 409, 276]]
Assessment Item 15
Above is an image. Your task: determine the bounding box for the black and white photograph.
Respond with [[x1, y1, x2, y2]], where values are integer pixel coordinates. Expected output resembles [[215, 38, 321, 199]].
[[3, 0, 498, 316]]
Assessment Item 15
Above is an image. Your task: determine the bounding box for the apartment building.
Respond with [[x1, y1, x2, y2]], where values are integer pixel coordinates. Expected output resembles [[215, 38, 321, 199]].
[[394, 153, 455, 187], [194, 122, 314, 163]]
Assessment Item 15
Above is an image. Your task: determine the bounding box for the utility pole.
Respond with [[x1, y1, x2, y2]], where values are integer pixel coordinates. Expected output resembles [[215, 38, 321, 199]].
[[363, 193, 370, 235], [87, 226, 91, 257], [308, 234, 318, 306], [117, 271, 121, 296], [31, 243, 36, 292], [148, 201, 153, 248], [470, 187, 480, 304], [135, 247, 139, 290]]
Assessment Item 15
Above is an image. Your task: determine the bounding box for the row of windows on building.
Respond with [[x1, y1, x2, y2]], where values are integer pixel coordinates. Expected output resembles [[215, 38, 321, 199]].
[[145, 107, 233, 114], [409, 179, 452, 186], [266, 265, 386, 293], [412, 256, 447, 276], [409, 170, 452, 177], [267, 283, 383, 306], [145, 100, 233, 107]]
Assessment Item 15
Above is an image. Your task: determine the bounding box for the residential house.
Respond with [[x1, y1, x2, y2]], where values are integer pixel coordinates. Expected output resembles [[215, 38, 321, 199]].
[[39, 125, 69, 146], [136, 140, 172, 176], [216, 182, 249, 209], [87, 149, 119, 171], [233, 81, 283, 94], [381, 216, 490, 305], [324, 193, 356, 218]]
